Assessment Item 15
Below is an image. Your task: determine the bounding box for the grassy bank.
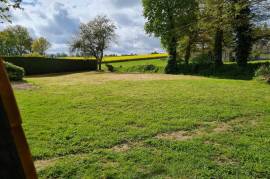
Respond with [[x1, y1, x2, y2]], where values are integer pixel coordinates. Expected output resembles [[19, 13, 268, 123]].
[[104, 59, 270, 80]]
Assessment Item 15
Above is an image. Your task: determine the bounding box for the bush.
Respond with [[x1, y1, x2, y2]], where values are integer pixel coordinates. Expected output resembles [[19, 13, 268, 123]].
[[4, 61, 25, 81], [105, 64, 115, 72], [191, 54, 213, 65], [114, 64, 163, 73], [255, 63, 270, 83], [165, 57, 180, 74]]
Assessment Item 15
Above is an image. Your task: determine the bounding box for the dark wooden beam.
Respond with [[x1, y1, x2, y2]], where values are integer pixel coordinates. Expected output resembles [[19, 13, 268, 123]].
[[0, 59, 37, 179]]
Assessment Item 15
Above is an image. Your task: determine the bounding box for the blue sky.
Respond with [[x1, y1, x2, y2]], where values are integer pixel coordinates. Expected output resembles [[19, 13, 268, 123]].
[[1, 0, 163, 54]]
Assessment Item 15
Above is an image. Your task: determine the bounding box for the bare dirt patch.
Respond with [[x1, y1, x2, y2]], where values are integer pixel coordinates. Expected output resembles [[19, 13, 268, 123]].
[[156, 131, 194, 141], [34, 153, 89, 172], [35, 158, 59, 172], [213, 123, 232, 133], [214, 155, 239, 166], [156, 116, 257, 142], [111, 141, 143, 152], [12, 81, 36, 90], [156, 129, 206, 141]]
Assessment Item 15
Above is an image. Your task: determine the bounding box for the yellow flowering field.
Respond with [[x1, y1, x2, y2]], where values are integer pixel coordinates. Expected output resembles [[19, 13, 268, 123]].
[[59, 53, 168, 62]]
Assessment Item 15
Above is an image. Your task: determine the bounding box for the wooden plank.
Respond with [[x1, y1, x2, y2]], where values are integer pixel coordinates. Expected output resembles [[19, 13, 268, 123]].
[[0, 59, 37, 179]]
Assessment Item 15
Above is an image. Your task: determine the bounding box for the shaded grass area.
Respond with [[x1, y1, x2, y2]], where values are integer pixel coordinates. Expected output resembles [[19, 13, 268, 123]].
[[15, 72, 270, 178]]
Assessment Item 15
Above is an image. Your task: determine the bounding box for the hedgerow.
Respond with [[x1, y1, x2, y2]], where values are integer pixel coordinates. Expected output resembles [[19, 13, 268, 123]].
[[4, 61, 25, 81]]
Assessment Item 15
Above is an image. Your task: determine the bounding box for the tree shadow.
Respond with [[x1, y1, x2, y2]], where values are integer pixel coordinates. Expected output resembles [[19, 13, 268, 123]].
[[26, 71, 100, 78], [175, 63, 268, 81]]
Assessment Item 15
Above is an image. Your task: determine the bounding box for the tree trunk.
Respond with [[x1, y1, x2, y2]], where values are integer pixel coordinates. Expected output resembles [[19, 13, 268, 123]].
[[184, 37, 191, 64], [235, 25, 252, 67], [233, 0, 252, 67], [165, 11, 178, 74], [214, 28, 224, 66], [169, 35, 177, 62], [98, 59, 102, 71], [165, 35, 178, 74]]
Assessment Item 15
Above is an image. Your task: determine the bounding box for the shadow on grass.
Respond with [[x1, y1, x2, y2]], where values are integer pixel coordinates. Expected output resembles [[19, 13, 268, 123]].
[[174, 63, 263, 80], [26, 71, 100, 78]]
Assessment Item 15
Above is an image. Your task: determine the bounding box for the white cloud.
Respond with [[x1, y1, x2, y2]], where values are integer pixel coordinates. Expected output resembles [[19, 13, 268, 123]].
[[0, 0, 164, 55]]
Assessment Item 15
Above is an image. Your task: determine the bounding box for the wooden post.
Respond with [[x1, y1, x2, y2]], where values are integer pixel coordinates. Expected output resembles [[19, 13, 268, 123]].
[[0, 59, 37, 179]]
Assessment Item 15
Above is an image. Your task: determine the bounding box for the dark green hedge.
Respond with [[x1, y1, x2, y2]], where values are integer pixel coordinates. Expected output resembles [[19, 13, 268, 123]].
[[3, 57, 97, 75], [4, 61, 25, 81], [173, 63, 268, 80]]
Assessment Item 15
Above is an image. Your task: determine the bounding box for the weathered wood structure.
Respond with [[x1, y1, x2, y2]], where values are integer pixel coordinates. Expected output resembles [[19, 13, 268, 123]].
[[0, 59, 37, 179]]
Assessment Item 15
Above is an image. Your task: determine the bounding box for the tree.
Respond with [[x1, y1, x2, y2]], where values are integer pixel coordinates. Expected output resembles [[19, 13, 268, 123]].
[[0, 0, 21, 23], [0, 25, 32, 56], [229, 0, 270, 66], [199, 0, 233, 66], [70, 15, 116, 71], [229, 0, 253, 66], [31, 37, 51, 55], [142, 0, 198, 73]]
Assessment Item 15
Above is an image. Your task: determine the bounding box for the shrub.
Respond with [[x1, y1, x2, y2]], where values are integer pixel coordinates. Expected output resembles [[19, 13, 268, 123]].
[[4, 61, 25, 81], [165, 57, 180, 74], [191, 54, 213, 65], [105, 64, 114, 72], [22, 53, 44, 57], [255, 63, 270, 83], [115, 64, 163, 73]]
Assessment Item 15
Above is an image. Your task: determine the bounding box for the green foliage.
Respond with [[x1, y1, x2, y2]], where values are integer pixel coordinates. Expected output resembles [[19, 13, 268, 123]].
[[116, 64, 163, 73], [142, 0, 198, 69], [165, 56, 179, 74], [4, 61, 24, 81], [31, 37, 51, 55], [191, 54, 213, 65], [4, 57, 97, 75], [70, 15, 117, 70], [255, 63, 270, 83], [0, 25, 32, 56], [105, 64, 114, 72], [22, 53, 44, 57]]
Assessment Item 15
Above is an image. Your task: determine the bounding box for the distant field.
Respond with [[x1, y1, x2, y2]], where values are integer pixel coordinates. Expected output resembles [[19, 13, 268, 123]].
[[104, 58, 167, 67], [60, 54, 168, 63]]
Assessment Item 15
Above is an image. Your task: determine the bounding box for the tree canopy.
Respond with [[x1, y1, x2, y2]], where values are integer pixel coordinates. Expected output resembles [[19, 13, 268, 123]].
[[0, 25, 32, 56], [31, 37, 51, 56], [70, 15, 117, 70], [142, 0, 270, 70]]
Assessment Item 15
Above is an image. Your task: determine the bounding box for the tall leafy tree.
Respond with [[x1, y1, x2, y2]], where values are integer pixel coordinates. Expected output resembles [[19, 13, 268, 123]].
[[0, 25, 32, 56], [142, 0, 198, 73], [31, 37, 51, 56], [229, 0, 270, 66], [230, 0, 253, 66], [70, 15, 117, 71], [199, 0, 232, 66]]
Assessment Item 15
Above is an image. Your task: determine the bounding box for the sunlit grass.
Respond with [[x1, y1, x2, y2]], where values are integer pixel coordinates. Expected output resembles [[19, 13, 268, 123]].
[[14, 72, 270, 178]]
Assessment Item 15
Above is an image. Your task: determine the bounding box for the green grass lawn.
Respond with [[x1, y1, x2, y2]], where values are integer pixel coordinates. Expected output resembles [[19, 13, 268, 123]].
[[103, 58, 167, 70], [14, 72, 270, 178]]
